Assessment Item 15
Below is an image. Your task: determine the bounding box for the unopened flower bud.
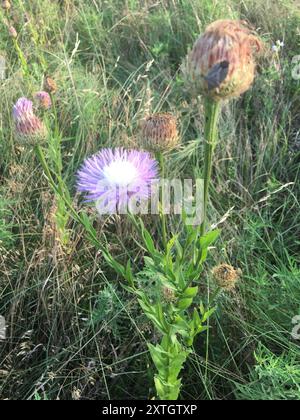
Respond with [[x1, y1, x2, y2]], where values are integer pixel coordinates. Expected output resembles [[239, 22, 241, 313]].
[[183, 20, 263, 101], [34, 91, 52, 109], [44, 77, 57, 94], [13, 97, 47, 145], [8, 26, 17, 38], [140, 113, 179, 153]]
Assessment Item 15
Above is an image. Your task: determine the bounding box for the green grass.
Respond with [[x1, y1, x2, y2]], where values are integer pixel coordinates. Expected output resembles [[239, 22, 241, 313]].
[[0, 0, 299, 400]]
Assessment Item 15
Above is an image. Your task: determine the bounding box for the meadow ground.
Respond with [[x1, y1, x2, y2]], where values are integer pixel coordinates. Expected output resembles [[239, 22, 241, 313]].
[[0, 0, 300, 400]]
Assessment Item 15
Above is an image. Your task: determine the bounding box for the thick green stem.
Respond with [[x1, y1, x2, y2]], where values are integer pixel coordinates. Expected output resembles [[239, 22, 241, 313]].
[[157, 152, 168, 250], [153, 334, 187, 400], [201, 99, 221, 237]]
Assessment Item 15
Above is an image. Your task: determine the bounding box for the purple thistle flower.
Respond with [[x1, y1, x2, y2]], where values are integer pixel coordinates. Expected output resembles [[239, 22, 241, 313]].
[[77, 148, 159, 214], [35, 91, 52, 109], [13, 97, 34, 120], [13, 97, 46, 143]]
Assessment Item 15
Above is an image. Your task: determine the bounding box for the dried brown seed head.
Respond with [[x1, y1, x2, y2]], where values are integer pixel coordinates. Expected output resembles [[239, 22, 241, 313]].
[[162, 287, 176, 303], [212, 263, 241, 290], [183, 20, 263, 100], [140, 113, 179, 153], [44, 77, 57, 94], [2, 1, 11, 11]]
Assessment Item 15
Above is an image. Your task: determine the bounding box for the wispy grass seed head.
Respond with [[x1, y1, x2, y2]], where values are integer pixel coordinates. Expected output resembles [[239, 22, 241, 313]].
[[140, 113, 179, 153]]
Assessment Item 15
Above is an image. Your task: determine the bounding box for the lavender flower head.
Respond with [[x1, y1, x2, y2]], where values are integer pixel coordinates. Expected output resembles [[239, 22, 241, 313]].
[[35, 91, 52, 110], [77, 148, 159, 214], [13, 97, 33, 120], [13, 97, 47, 144]]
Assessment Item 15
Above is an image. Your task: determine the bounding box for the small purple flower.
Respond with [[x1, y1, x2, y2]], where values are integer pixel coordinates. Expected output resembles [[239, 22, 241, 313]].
[[35, 91, 52, 109], [77, 148, 159, 214], [13, 97, 46, 142]]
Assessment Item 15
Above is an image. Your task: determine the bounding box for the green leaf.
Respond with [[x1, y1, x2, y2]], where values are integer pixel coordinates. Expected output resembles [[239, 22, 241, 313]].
[[148, 344, 167, 372], [102, 253, 125, 277], [199, 302, 205, 316], [138, 299, 167, 334], [125, 260, 134, 287], [174, 239, 183, 261], [182, 286, 198, 299], [193, 308, 202, 327], [142, 228, 156, 254], [177, 298, 193, 310], [200, 229, 220, 250], [121, 284, 135, 294], [201, 307, 216, 323], [167, 235, 178, 255]]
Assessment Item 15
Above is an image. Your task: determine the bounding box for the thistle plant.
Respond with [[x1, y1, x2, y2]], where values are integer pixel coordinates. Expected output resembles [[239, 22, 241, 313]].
[[76, 148, 158, 213], [73, 146, 219, 400], [183, 19, 263, 235], [13, 94, 70, 249], [36, 19, 263, 402]]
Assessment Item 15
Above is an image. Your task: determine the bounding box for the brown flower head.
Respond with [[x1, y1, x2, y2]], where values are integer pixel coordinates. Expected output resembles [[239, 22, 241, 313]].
[[140, 113, 179, 153], [8, 26, 17, 38], [34, 91, 52, 110], [162, 287, 176, 303], [44, 77, 57, 94], [212, 263, 241, 290], [2, 1, 11, 10], [183, 20, 263, 100]]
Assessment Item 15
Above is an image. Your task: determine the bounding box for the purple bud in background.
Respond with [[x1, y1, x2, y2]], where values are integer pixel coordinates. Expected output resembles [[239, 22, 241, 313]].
[[13, 97, 47, 144], [35, 91, 52, 110], [8, 26, 18, 39]]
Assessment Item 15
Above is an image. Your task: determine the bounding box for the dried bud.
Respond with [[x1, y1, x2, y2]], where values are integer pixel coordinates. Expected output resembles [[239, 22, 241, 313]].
[[212, 264, 241, 290], [44, 77, 57, 94], [2, 1, 11, 10], [13, 97, 47, 145], [8, 26, 17, 39], [34, 91, 52, 109], [140, 113, 179, 153], [183, 20, 263, 100], [162, 287, 176, 303]]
